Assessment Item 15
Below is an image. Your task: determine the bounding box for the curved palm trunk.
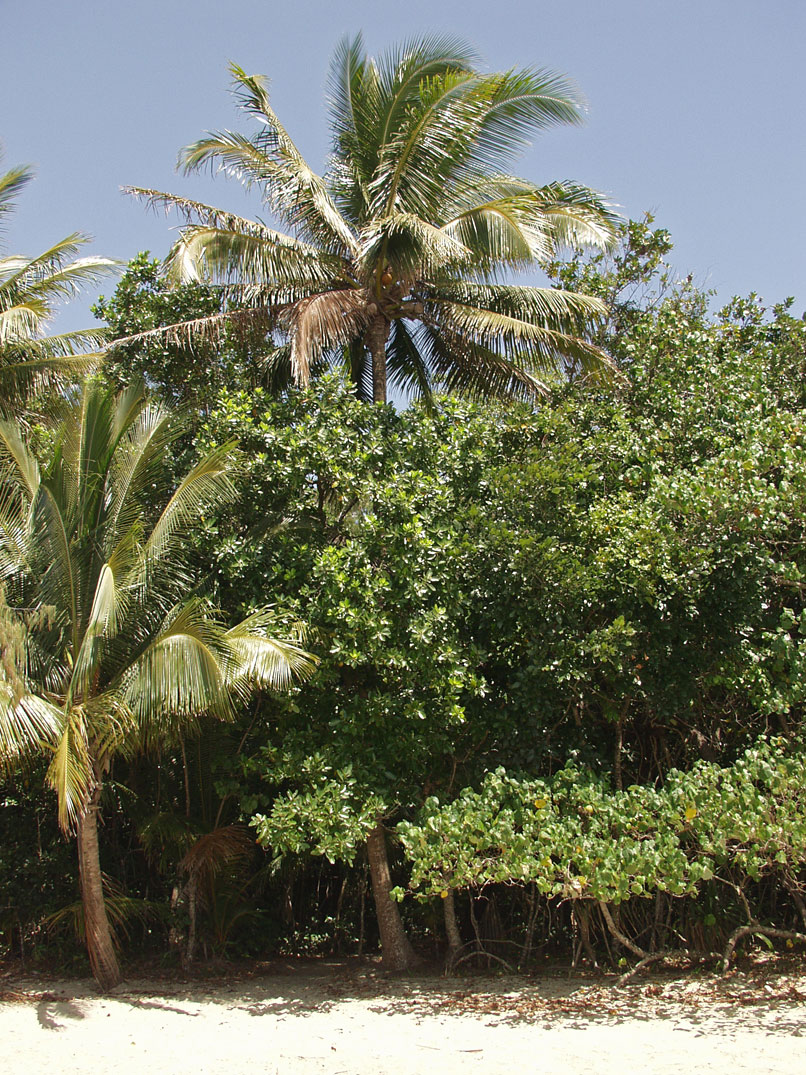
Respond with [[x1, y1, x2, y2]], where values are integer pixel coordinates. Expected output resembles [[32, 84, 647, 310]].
[[365, 314, 390, 404], [77, 786, 120, 991], [366, 822, 419, 971]]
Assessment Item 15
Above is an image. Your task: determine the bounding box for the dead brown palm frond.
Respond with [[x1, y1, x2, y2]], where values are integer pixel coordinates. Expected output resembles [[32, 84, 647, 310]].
[[108, 305, 276, 353], [179, 824, 254, 889], [122, 186, 265, 231], [285, 288, 370, 385]]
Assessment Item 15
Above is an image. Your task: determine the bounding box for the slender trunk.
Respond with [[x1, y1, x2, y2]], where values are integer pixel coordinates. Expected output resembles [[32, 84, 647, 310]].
[[366, 822, 418, 971], [443, 889, 462, 955], [573, 901, 598, 968], [77, 787, 120, 991], [613, 712, 624, 791], [365, 314, 390, 404], [185, 874, 198, 967]]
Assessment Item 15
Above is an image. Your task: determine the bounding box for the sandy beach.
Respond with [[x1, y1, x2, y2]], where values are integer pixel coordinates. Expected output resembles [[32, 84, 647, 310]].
[[2, 956, 805, 1074]]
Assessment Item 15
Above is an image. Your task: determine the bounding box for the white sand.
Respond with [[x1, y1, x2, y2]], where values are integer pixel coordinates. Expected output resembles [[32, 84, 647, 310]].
[[2, 957, 805, 1074]]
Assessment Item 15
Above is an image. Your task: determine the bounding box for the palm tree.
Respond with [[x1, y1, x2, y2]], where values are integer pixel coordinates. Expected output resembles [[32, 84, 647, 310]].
[[0, 156, 117, 414], [0, 380, 315, 990], [124, 34, 619, 404]]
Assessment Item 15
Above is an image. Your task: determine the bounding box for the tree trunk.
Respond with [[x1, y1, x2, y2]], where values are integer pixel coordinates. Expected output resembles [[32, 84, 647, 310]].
[[365, 315, 390, 404], [366, 822, 419, 971], [185, 874, 198, 966], [613, 712, 624, 791], [443, 889, 462, 955], [76, 787, 120, 991]]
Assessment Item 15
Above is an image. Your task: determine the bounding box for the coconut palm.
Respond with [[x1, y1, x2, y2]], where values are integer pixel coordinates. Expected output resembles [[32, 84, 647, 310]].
[[0, 380, 315, 989], [0, 157, 117, 414], [124, 34, 620, 404]]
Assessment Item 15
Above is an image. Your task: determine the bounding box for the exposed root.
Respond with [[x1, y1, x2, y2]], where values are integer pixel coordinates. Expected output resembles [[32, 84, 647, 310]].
[[721, 925, 806, 973]]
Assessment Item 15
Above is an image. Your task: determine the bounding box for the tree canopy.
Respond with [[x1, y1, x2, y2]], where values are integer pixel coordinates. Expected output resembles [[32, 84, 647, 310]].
[[124, 35, 619, 403]]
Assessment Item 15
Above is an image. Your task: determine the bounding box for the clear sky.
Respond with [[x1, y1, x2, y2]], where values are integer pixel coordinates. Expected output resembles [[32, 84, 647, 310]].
[[2, 0, 804, 332]]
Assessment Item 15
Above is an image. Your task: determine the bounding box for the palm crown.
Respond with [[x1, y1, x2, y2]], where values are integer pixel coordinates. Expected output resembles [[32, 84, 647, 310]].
[[126, 35, 620, 403], [0, 158, 117, 413], [0, 380, 313, 827]]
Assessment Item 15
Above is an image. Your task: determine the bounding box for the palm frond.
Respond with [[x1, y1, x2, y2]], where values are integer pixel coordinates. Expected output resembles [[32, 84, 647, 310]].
[[430, 296, 610, 365], [164, 223, 345, 291], [359, 212, 471, 281], [184, 65, 359, 257], [285, 288, 368, 386], [123, 185, 268, 231], [68, 563, 127, 706], [0, 691, 63, 773], [370, 68, 481, 219], [0, 163, 34, 227], [122, 600, 234, 734], [368, 63, 586, 222], [44, 874, 166, 949], [0, 300, 44, 343], [327, 33, 380, 223], [0, 240, 117, 301], [140, 442, 238, 579], [29, 484, 78, 647], [0, 351, 104, 413], [179, 824, 254, 881], [0, 415, 41, 498], [469, 67, 586, 165], [373, 34, 480, 148], [428, 280, 608, 332], [108, 305, 275, 355], [422, 286, 618, 393], [441, 197, 547, 268], [0, 230, 117, 414], [526, 181, 620, 252], [47, 704, 92, 831], [344, 336, 372, 400], [106, 394, 176, 544], [329, 34, 480, 223], [386, 317, 433, 403], [414, 320, 552, 400], [224, 608, 317, 693], [0, 482, 31, 579]]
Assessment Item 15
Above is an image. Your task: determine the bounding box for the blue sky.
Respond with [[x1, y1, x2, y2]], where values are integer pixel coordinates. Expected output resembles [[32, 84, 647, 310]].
[[3, 0, 804, 331]]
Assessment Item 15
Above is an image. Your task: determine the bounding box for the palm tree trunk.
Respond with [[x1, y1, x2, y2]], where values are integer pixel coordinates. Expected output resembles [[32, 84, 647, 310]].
[[76, 787, 120, 991], [365, 314, 390, 404], [366, 822, 419, 971]]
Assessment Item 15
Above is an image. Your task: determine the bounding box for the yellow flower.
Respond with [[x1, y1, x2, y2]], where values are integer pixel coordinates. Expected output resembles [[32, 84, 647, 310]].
[[685, 805, 698, 822], [534, 798, 547, 809], [440, 890, 449, 899]]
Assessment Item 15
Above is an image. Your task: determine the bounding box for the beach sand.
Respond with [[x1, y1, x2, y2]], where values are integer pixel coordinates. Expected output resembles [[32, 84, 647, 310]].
[[2, 955, 804, 1074]]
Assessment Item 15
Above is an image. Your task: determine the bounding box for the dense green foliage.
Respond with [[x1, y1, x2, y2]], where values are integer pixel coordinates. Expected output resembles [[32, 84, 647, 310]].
[[93, 252, 272, 410], [2, 56, 805, 980], [169, 226, 806, 969], [400, 737, 806, 906]]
